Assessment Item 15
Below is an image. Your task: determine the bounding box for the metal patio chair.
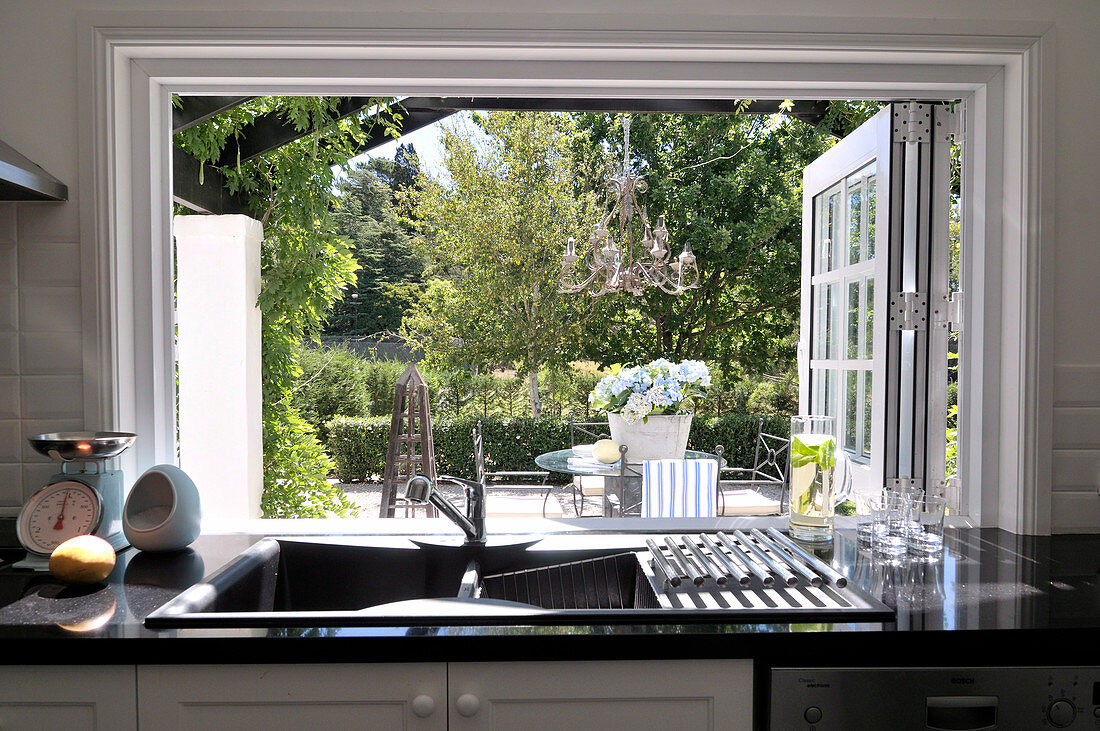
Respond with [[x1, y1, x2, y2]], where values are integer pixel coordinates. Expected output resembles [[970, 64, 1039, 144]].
[[715, 418, 789, 516], [473, 420, 556, 518]]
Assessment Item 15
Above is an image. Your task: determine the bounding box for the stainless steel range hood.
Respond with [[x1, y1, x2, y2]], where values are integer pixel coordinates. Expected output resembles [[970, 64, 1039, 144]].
[[0, 138, 67, 201]]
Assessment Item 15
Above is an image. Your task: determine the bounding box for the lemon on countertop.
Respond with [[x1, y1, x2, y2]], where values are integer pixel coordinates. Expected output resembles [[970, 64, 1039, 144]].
[[49, 535, 116, 584], [593, 439, 622, 464]]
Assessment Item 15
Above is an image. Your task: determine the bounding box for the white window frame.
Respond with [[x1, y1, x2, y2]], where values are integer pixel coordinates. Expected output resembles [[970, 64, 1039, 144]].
[[77, 16, 1055, 533], [807, 164, 879, 463], [801, 109, 893, 502]]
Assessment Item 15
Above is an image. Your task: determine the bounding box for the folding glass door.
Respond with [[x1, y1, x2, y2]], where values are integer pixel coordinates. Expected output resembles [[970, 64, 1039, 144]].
[[800, 103, 961, 509]]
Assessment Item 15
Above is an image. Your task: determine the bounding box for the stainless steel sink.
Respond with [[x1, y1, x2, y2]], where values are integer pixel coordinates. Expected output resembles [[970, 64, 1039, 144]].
[[144, 533, 895, 628]]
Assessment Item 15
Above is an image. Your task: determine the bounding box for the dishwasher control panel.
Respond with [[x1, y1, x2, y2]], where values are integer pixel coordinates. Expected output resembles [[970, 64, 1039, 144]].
[[770, 666, 1100, 730]]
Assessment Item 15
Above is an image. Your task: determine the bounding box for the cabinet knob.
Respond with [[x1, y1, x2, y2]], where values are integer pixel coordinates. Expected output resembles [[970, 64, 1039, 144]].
[[411, 694, 436, 718], [456, 693, 481, 717]]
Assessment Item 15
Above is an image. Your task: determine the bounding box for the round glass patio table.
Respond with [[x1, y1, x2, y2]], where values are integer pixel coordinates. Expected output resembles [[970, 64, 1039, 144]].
[[535, 449, 720, 516], [534, 448, 719, 476]]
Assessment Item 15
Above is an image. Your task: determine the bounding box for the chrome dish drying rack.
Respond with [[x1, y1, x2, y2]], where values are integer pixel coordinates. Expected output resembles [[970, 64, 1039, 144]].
[[480, 528, 893, 623]]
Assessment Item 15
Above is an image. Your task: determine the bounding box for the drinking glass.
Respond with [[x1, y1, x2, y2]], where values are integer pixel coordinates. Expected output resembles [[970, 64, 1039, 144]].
[[871, 490, 910, 560], [855, 492, 882, 549], [788, 415, 837, 543], [906, 495, 947, 556]]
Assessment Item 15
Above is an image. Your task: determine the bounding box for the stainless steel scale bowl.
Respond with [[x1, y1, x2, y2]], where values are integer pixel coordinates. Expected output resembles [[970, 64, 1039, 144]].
[[27, 432, 137, 462]]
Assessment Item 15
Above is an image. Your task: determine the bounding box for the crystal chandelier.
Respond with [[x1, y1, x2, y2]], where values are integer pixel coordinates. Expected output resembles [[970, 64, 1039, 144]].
[[559, 115, 700, 297]]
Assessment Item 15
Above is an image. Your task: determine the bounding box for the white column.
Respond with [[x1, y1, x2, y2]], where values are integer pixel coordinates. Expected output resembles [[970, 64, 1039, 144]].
[[173, 214, 263, 521]]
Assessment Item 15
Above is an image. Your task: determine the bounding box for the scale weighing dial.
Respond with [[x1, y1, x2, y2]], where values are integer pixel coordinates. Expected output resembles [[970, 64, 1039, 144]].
[[16, 480, 105, 557]]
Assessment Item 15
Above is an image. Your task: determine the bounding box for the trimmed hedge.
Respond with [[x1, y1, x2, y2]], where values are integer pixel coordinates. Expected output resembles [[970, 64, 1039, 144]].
[[325, 414, 789, 484]]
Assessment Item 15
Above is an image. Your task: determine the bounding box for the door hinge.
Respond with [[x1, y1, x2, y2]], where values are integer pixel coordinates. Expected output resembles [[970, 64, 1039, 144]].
[[888, 477, 924, 493], [893, 102, 933, 144], [932, 291, 963, 331], [934, 104, 964, 143], [890, 291, 928, 331]]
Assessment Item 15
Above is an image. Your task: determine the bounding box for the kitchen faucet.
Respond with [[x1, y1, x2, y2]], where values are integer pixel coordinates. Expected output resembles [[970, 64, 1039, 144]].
[[404, 475, 486, 544]]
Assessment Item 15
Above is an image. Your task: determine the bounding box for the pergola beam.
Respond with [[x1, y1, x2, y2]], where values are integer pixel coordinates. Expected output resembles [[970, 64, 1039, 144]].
[[171, 95, 836, 213], [172, 147, 251, 216], [173, 96, 255, 133], [212, 96, 384, 168], [399, 96, 832, 124]]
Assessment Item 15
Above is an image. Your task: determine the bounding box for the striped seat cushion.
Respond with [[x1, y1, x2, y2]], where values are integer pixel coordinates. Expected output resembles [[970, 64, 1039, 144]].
[[642, 459, 719, 518]]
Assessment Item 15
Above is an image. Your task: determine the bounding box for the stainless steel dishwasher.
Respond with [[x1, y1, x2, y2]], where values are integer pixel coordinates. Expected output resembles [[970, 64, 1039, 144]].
[[769, 666, 1100, 729]]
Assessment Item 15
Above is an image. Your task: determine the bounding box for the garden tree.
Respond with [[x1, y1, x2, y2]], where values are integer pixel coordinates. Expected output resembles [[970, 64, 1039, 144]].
[[324, 163, 426, 336], [174, 96, 401, 517], [572, 109, 837, 376], [392, 143, 421, 191], [365, 143, 421, 194], [818, 100, 884, 138], [401, 112, 600, 417]]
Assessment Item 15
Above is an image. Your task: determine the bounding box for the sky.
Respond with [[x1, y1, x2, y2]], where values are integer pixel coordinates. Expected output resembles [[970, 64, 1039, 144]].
[[347, 115, 452, 179]]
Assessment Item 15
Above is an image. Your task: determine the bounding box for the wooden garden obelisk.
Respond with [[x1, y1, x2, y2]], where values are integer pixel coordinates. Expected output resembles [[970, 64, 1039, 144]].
[[380, 363, 438, 518]]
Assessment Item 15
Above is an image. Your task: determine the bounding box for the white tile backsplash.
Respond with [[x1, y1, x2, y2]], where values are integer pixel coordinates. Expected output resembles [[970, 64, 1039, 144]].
[[20, 332, 80, 374], [15, 201, 79, 244], [22, 462, 57, 501], [19, 243, 80, 286], [18, 287, 81, 332], [0, 205, 14, 245], [0, 419, 20, 461], [0, 333, 17, 374], [0, 244, 15, 286], [0, 463, 22, 507], [1, 205, 89, 490], [0, 376, 18, 419], [0, 289, 16, 332], [20, 376, 82, 419]]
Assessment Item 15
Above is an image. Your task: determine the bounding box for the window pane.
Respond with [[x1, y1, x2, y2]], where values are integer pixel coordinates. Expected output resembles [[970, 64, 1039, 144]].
[[844, 370, 858, 451], [848, 181, 862, 265], [814, 283, 837, 359], [864, 276, 874, 359], [827, 189, 840, 271], [815, 186, 842, 274], [812, 368, 837, 418], [863, 370, 873, 458], [847, 280, 860, 359], [866, 172, 877, 259]]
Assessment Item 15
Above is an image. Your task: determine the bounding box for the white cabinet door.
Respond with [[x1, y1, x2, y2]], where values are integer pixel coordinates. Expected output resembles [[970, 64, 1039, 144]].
[[449, 659, 752, 731], [0, 665, 137, 731], [138, 663, 446, 730]]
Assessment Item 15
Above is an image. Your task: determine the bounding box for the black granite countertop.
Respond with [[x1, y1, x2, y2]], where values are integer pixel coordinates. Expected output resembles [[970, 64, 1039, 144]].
[[0, 528, 1097, 666]]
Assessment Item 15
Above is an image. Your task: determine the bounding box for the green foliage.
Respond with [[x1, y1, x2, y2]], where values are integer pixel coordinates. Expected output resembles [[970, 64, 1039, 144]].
[[175, 95, 401, 517], [401, 112, 602, 415], [816, 101, 884, 138], [325, 415, 390, 483], [261, 412, 344, 518], [325, 413, 786, 484], [746, 375, 799, 416], [293, 346, 372, 439], [354, 358, 411, 417], [946, 403, 959, 478], [325, 163, 426, 336], [690, 414, 790, 469]]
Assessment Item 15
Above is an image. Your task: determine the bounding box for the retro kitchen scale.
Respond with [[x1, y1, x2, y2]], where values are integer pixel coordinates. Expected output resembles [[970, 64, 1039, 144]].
[[14, 432, 137, 571]]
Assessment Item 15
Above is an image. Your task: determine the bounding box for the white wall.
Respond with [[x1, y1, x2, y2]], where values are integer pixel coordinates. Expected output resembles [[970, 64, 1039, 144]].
[[0, 0, 1097, 529]]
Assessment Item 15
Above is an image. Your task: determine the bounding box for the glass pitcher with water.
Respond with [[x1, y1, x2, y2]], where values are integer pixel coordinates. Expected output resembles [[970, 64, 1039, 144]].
[[787, 415, 851, 543]]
